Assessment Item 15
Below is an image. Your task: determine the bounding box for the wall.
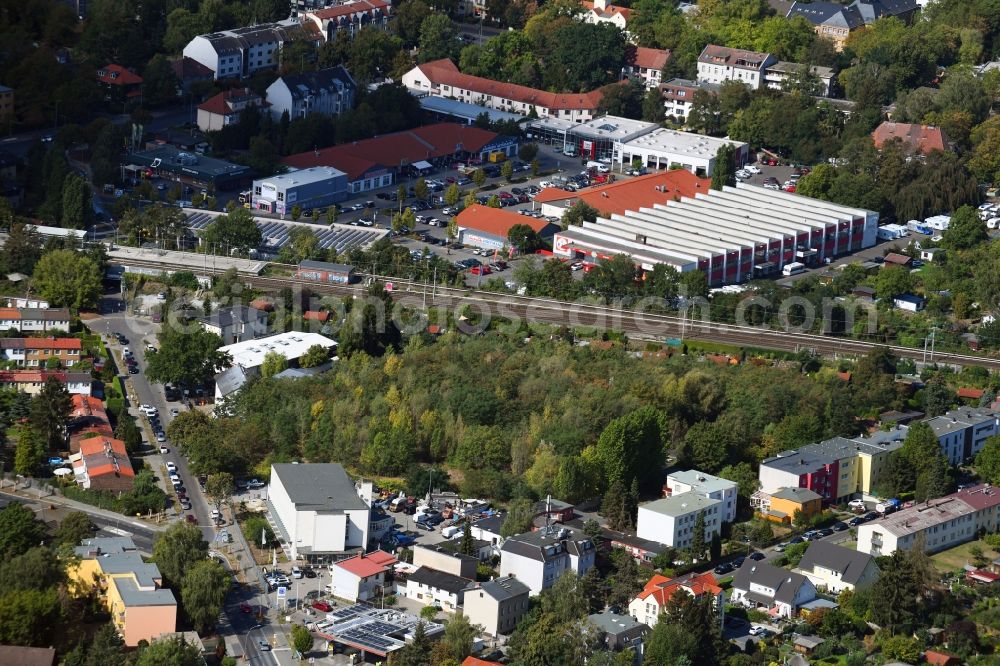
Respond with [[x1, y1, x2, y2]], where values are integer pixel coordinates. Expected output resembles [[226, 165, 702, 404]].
[[636, 507, 678, 547], [498, 551, 546, 595], [122, 604, 177, 647], [412, 545, 477, 579], [463, 590, 501, 635]]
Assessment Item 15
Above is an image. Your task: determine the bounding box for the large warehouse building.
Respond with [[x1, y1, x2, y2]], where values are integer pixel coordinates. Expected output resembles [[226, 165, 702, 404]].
[[552, 183, 878, 285]]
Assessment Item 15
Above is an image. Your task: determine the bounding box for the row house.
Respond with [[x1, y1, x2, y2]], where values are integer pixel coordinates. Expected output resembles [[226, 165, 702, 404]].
[[303, 0, 392, 42], [857, 484, 1000, 556], [0, 336, 81, 367], [69, 394, 113, 452], [0, 370, 91, 395], [402, 59, 604, 123], [0, 307, 71, 332]]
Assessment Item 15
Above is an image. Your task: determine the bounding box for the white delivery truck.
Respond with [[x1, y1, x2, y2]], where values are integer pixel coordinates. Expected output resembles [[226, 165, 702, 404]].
[[782, 261, 805, 277]]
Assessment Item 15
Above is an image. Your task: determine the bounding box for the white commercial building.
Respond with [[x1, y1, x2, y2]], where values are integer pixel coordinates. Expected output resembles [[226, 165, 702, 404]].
[[499, 526, 596, 596], [552, 183, 879, 286], [856, 484, 1000, 557], [215, 331, 337, 400], [616, 128, 748, 176], [665, 470, 739, 524], [183, 19, 310, 80], [636, 494, 722, 550], [266, 463, 370, 562]]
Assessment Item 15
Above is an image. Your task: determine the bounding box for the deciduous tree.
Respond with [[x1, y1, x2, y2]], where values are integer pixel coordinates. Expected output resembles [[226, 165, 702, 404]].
[[32, 249, 102, 309]]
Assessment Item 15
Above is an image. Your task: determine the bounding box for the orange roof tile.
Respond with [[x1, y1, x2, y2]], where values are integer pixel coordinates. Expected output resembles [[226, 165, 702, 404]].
[[635, 571, 722, 606], [198, 88, 267, 117], [455, 204, 558, 239], [310, 0, 390, 20], [462, 658, 502, 666], [333, 550, 397, 578], [24, 337, 81, 350], [632, 47, 670, 71], [958, 387, 985, 400], [871, 122, 948, 154], [303, 310, 330, 322], [536, 171, 711, 216], [414, 59, 603, 111], [79, 436, 134, 479], [96, 64, 143, 86], [70, 395, 107, 419], [581, 0, 632, 20]]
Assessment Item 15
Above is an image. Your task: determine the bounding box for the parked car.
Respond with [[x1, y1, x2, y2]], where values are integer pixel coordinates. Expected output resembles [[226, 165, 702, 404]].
[[292, 566, 303, 579], [749, 625, 768, 636], [832, 521, 848, 532], [748, 551, 765, 561], [247, 479, 266, 489], [848, 499, 866, 510], [312, 601, 333, 612], [713, 562, 735, 575], [848, 516, 864, 527]]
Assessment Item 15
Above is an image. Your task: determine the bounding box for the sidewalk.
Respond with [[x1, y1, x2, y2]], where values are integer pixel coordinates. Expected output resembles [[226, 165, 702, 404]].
[[0, 483, 168, 531]]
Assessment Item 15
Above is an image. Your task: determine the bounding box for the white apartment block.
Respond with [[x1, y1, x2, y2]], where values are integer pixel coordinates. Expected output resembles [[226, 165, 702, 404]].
[[499, 526, 596, 596], [665, 470, 739, 523], [856, 484, 1000, 557], [696, 45, 776, 90], [924, 408, 1000, 465], [636, 494, 722, 550], [183, 20, 311, 80]]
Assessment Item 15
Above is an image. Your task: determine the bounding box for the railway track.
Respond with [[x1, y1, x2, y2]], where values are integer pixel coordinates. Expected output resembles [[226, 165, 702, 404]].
[[114, 256, 1000, 370]]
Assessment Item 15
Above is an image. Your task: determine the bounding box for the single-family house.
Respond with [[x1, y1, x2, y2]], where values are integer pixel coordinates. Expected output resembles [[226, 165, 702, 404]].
[[328, 550, 397, 602], [755, 487, 823, 524], [462, 576, 530, 636], [729, 560, 817, 619], [96, 64, 143, 105], [197, 305, 269, 344], [70, 436, 135, 492], [793, 541, 880, 593], [628, 571, 724, 628], [197, 88, 268, 132], [871, 122, 949, 155], [624, 48, 670, 89]]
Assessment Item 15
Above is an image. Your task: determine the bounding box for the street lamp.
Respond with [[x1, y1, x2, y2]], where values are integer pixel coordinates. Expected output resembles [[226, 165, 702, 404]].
[[242, 623, 262, 662]]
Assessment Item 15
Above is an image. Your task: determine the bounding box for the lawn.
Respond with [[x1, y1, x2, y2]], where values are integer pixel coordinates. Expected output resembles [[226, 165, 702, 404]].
[[930, 539, 997, 573]]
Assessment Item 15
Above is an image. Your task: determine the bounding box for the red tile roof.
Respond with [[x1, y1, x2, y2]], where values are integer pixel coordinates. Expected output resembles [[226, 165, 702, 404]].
[[534, 170, 711, 217], [462, 658, 502, 666], [283, 123, 500, 180], [871, 122, 949, 154], [25, 337, 81, 350], [456, 204, 557, 239], [96, 64, 142, 86], [303, 310, 330, 322], [310, 0, 390, 20], [198, 88, 267, 117], [924, 650, 961, 666], [882, 252, 912, 266], [957, 387, 984, 400], [70, 395, 107, 420], [581, 0, 632, 20], [333, 550, 396, 578], [413, 59, 604, 111], [79, 436, 134, 479], [635, 571, 722, 606], [632, 47, 670, 71]]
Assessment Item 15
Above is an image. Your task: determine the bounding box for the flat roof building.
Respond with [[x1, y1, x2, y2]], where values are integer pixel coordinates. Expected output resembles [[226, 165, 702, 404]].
[[128, 144, 251, 191], [616, 128, 749, 176], [251, 166, 349, 216], [636, 494, 723, 549], [215, 331, 337, 399]]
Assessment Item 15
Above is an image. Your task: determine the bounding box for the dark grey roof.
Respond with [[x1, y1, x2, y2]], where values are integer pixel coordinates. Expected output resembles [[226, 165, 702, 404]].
[[473, 514, 504, 534], [407, 566, 474, 595], [733, 560, 811, 605], [477, 575, 529, 601], [588, 611, 649, 637], [850, 0, 917, 23], [500, 526, 594, 563], [277, 66, 356, 100], [787, 1, 864, 29], [299, 260, 355, 273], [112, 575, 177, 607], [271, 463, 368, 511], [415, 543, 478, 564], [215, 365, 248, 397], [796, 541, 877, 585], [199, 305, 267, 329]]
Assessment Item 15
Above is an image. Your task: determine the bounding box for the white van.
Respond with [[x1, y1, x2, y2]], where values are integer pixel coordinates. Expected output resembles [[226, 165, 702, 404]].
[[586, 161, 610, 173], [782, 261, 805, 277], [441, 525, 462, 539]]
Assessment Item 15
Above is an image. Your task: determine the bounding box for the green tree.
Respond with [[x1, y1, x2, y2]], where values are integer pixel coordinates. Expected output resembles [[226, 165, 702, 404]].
[[151, 521, 208, 587], [30, 376, 71, 451], [486, 195, 501, 209], [507, 223, 543, 253], [291, 624, 313, 656], [444, 183, 460, 206], [0, 504, 47, 560], [942, 205, 987, 250], [180, 559, 230, 633], [261, 351, 288, 378], [439, 612, 481, 662], [146, 324, 228, 388], [472, 168, 486, 188], [200, 208, 263, 256], [595, 407, 667, 492], [644, 618, 697, 666], [55, 511, 96, 547], [32, 249, 102, 309], [114, 410, 143, 454], [133, 636, 203, 666], [0, 588, 63, 647], [711, 143, 737, 191], [143, 54, 181, 106], [873, 264, 914, 301], [519, 143, 539, 162], [500, 498, 534, 537], [501, 159, 514, 182], [299, 344, 331, 368], [61, 173, 91, 229], [391, 620, 433, 666], [414, 177, 429, 202], [290, 204, 302, 221], [689, 511, 707, 562], [418, 14, 459, 63], [459, 522, 475, 556], [13, 424, 44, 477], [0, 222, 42, 276], [205, 472, 234, 509], [976, 435, 1000, 485], [0, 547, 64, 592]]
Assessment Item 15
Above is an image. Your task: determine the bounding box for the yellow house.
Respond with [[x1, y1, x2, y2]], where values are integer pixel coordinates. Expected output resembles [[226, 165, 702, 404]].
[[69, 537, 177, 647], [756, 487, 823, 524]]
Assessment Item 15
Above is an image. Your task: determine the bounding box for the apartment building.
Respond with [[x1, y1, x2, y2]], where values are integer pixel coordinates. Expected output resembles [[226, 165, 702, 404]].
[[665, 470, 739, 523], [402, 59, 603, 123], [758, 427, 907, 504], [763, 61, 835, 97], [266, 66, 355, 120], [463, 576, 530, 636], [636, 493, 722, 549], [0, 337, 82, 367], [183, 20, 314, 80], [0, 370, 91, 395], [0, 307, 71, 332], [856, 484, 1000, 556], [69, 537, 177, 646], [628, 571, 723, 628], [923, 407, 999, 464], [412, 543, 478, 579], [624, 48, 669, 89], [696, 45, 776, 90], [659, 78, 720, 121], [499, 526, 596, 595]]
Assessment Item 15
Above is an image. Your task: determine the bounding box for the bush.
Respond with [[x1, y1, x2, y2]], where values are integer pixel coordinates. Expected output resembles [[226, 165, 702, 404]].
[[106, 398, 124, 415], [244, 515, 275, 547]]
